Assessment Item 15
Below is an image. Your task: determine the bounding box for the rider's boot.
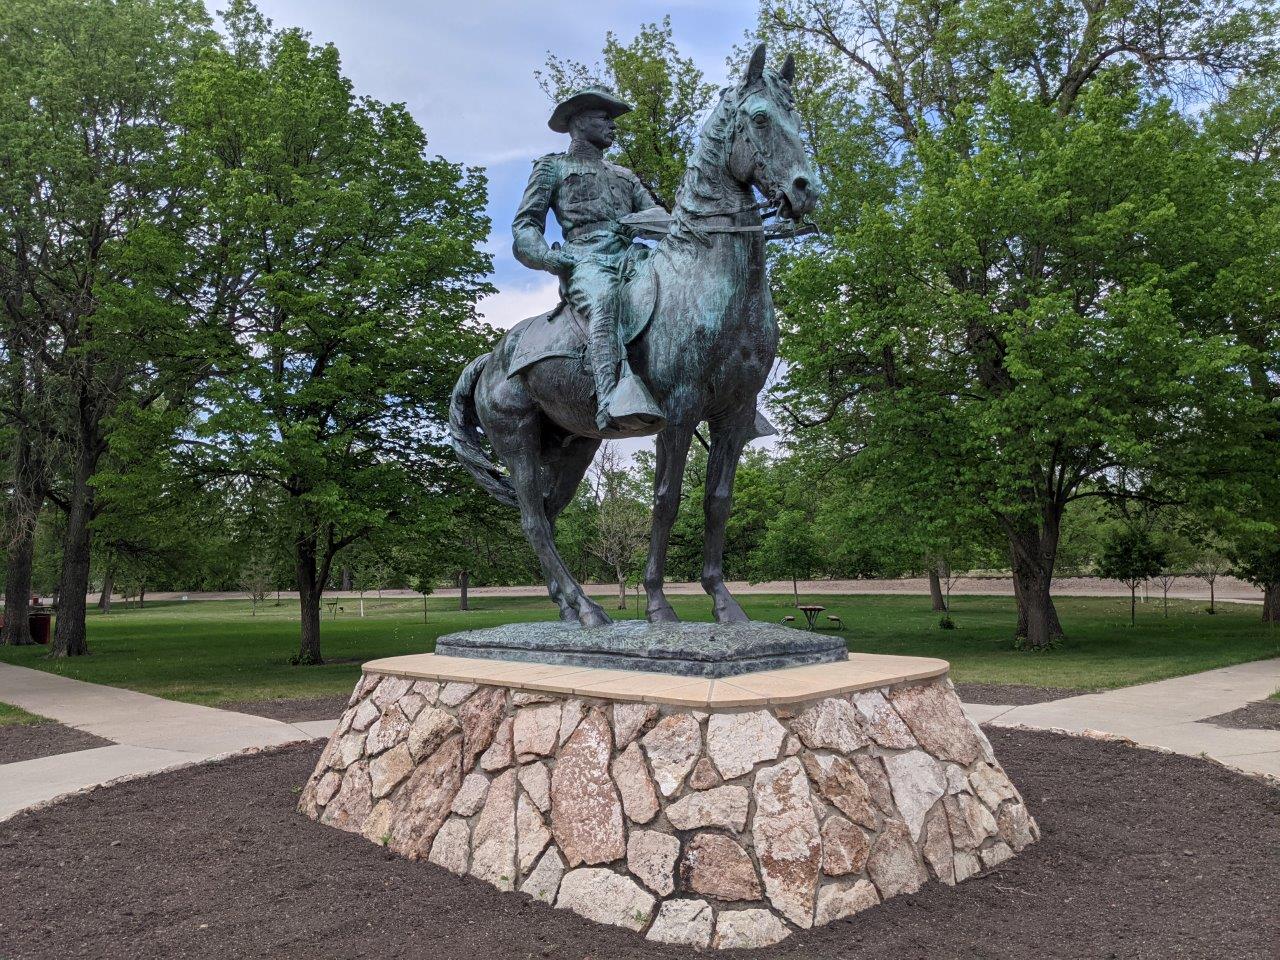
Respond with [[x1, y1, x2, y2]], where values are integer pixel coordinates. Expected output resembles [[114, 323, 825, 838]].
[[589, 304, 664, 434]]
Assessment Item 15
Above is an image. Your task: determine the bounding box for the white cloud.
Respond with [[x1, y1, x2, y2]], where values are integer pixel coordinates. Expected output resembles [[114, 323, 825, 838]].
[[478, 277, 561, 330]]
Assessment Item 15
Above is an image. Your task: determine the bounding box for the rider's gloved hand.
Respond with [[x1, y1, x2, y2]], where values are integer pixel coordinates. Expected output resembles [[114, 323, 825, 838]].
[[546, 249, 577, 277]]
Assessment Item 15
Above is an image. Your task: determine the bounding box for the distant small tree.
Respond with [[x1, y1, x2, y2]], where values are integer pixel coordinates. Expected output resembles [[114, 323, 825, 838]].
[[1189, 546, 1230, 614], [1098, 527, 1168, 627], [585, 445, 650, 610], [240, 557, 273, 616], [753, 508, 821, 606]]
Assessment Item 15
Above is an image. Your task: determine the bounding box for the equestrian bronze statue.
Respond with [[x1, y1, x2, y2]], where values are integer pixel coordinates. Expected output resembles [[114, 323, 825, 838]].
[[450, 44, 819, 629]]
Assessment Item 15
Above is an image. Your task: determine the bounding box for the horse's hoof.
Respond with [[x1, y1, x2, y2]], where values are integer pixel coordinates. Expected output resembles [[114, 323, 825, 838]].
[[647, 607, 680, 624], [579, 607, 612, 628], [714, 601, 750, 624]]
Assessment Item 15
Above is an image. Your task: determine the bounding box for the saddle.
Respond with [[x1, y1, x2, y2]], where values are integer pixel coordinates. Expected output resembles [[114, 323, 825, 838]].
[[508, 251, 659, 379]]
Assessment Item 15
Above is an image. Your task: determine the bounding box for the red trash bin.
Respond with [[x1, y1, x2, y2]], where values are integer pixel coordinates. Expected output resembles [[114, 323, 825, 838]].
[[28, 607, 51, 644]]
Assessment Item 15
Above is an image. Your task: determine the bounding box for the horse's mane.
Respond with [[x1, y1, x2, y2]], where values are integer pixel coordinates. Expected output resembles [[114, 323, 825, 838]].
[[669, 71, 788, 238]]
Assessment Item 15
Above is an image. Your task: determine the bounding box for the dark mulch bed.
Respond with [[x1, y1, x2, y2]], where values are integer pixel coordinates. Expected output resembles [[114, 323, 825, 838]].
[[1, 729, 1276, 960], [218, 695, 349, 723], [1202, 699, 1280, 731], [0, 720, 113, 765], [953, 682, 1091, 705]]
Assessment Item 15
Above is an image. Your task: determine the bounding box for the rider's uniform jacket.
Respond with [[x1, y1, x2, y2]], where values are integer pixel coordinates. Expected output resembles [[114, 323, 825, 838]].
[[512, 147, 659, 270]]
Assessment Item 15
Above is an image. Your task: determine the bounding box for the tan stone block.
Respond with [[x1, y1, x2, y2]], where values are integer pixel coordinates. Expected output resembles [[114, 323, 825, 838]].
[[518, 761, 551, 813], [520, 846, 565, 904], [883, 749, 947, 841], [820, 815, 869, 877], [612, 701, 658, 748], [689, 757, 722, 790], [753, 758, 821, 928], [646, 898, 713, 948], [921, 802, 955, 885], [407, 706, 460, 762], [802, 752, 877, 829], [427, 817, 470, 875], [480, 717, 514, 772], [459, 686, 508, 769], [551, 709, 625, 866], [451, 771, 489, 817], [513, 703, 561, 760], [369, 742, 414, 799], [517, 793, 552, 875], [850, 689, 917, 749], [791, 698, 869, 753], [640, 713, 702, 797], [320, 760, 371, 832], [815, 878, 879, 926], [713, 909, 790, 949], [470, 768, 518, 890], [439, 681, 478, 706], [707, 709, 787, 779], [627, 829, 680, 896], [866, 819, 927, 898], [386, 735, 462, 858], [665, 785, 749, 832], [887, 680, 984, 765], [556, 868, 656, 932], [681, 833, 762, 902], [373, 676, 413, 709], [611, 742, 659, 825]]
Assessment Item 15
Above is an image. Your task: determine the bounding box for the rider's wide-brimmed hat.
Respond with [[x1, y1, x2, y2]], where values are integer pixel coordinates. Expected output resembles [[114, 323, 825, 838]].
[[548, 87, 633, 133]]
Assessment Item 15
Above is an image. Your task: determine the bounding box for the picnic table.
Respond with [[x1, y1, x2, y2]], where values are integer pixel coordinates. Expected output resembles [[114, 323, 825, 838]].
[[797, 604, 825, 630]]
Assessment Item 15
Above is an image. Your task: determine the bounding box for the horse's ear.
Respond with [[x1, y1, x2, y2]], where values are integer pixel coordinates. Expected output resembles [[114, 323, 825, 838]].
[[744, 43, 766, 85], [780, 52, 795, 84]]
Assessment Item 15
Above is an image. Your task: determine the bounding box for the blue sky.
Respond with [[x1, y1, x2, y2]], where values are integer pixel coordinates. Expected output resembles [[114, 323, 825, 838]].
[[242, 1, 760, 330]]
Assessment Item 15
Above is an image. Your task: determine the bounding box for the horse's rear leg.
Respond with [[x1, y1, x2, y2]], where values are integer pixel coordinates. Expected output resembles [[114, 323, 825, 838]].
[[491, 429, 610, 629], [701, 414, 753, 624], [544, 434, 602, 622], [644, 423, 695, 623]]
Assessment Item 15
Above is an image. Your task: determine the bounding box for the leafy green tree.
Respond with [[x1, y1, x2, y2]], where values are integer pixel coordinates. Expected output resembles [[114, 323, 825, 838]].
[[538, 17, 715, 206], [761, 0, 1273, 648], [171, 4, 493, 662], [0, 0, 216, 654], [1098, 525, 1168, 626]]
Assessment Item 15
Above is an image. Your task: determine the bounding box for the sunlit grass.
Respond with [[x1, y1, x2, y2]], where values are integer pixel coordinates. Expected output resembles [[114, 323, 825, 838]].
[[0, 592, 1274, 707]]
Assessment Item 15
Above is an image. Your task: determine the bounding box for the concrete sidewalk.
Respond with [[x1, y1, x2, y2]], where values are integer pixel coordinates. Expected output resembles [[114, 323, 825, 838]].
[[965, 658, 1280, 780], [0, 662, 326, 820]]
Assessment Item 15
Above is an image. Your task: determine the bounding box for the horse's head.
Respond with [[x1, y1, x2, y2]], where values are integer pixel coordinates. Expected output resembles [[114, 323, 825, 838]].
[[727, 44, 819, 221]]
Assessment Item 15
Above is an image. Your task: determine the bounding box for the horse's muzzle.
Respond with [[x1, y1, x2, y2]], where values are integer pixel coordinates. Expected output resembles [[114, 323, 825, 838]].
[[779, 174, 819, 220]]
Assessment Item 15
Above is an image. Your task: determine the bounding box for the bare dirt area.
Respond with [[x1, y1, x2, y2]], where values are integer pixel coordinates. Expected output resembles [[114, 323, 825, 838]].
[[952, 682, 1091, 705], [218, 695, 350, 723], [0, 720, 112, 765], [1203, 699, 1280, 731], [0, 728, 1275, 960]]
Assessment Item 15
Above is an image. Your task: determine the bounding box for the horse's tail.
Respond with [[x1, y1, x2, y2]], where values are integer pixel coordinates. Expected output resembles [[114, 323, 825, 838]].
[[449, 353, 517, 509]]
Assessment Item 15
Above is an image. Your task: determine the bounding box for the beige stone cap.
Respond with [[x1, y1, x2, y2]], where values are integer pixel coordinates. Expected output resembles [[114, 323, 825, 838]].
[[361, 652, 950, 708]]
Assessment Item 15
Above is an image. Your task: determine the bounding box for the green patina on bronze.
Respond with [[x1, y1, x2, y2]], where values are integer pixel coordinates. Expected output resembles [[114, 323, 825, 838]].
[[450, 44, 819, 636]]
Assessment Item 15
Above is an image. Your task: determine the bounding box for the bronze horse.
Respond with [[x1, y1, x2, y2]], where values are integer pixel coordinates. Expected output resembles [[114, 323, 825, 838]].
[[450, 45, 818, 628]]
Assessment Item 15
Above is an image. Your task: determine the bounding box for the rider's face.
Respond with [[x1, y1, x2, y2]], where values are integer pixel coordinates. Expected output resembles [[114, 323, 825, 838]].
[[571, 109, 616, 150]]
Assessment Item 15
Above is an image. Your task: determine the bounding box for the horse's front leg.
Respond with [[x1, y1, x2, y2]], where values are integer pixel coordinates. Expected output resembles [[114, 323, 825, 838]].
[[701, 413, 753, 624], [644, 423, 695, 623]]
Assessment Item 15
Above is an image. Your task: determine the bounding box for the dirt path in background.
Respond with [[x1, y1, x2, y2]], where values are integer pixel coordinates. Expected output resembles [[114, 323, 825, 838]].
[[102, 574, 1264, 605], [1, 729, 1274, 960]]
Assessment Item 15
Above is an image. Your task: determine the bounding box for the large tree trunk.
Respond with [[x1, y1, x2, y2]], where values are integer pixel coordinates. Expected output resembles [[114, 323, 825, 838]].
[[928, 567, 946, 611], [294, 538, 323, 665], [340, 566, 353, 591], [2, 516, 37, 645], [457, 569, 470, 611], [1009, 521, 1063, 649], [2, 426, 43, 646], [51, 450, 97, 657], [97, 567, 114, 613], [138, 582, 146, 609], [1264, 581, 1279, 625]]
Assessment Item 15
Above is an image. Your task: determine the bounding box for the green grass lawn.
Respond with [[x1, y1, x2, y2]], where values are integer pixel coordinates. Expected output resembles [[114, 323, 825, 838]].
[[0, 701, 48, 726], [0, 593, 1275, 708]]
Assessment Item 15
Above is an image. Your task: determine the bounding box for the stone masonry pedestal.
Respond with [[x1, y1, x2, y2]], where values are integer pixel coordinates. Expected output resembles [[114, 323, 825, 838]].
[[300, 651, 1038, 949]]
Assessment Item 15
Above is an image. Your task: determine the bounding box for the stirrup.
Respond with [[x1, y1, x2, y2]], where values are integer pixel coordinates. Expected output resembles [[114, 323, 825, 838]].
[[598, 372, 665, 434]]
